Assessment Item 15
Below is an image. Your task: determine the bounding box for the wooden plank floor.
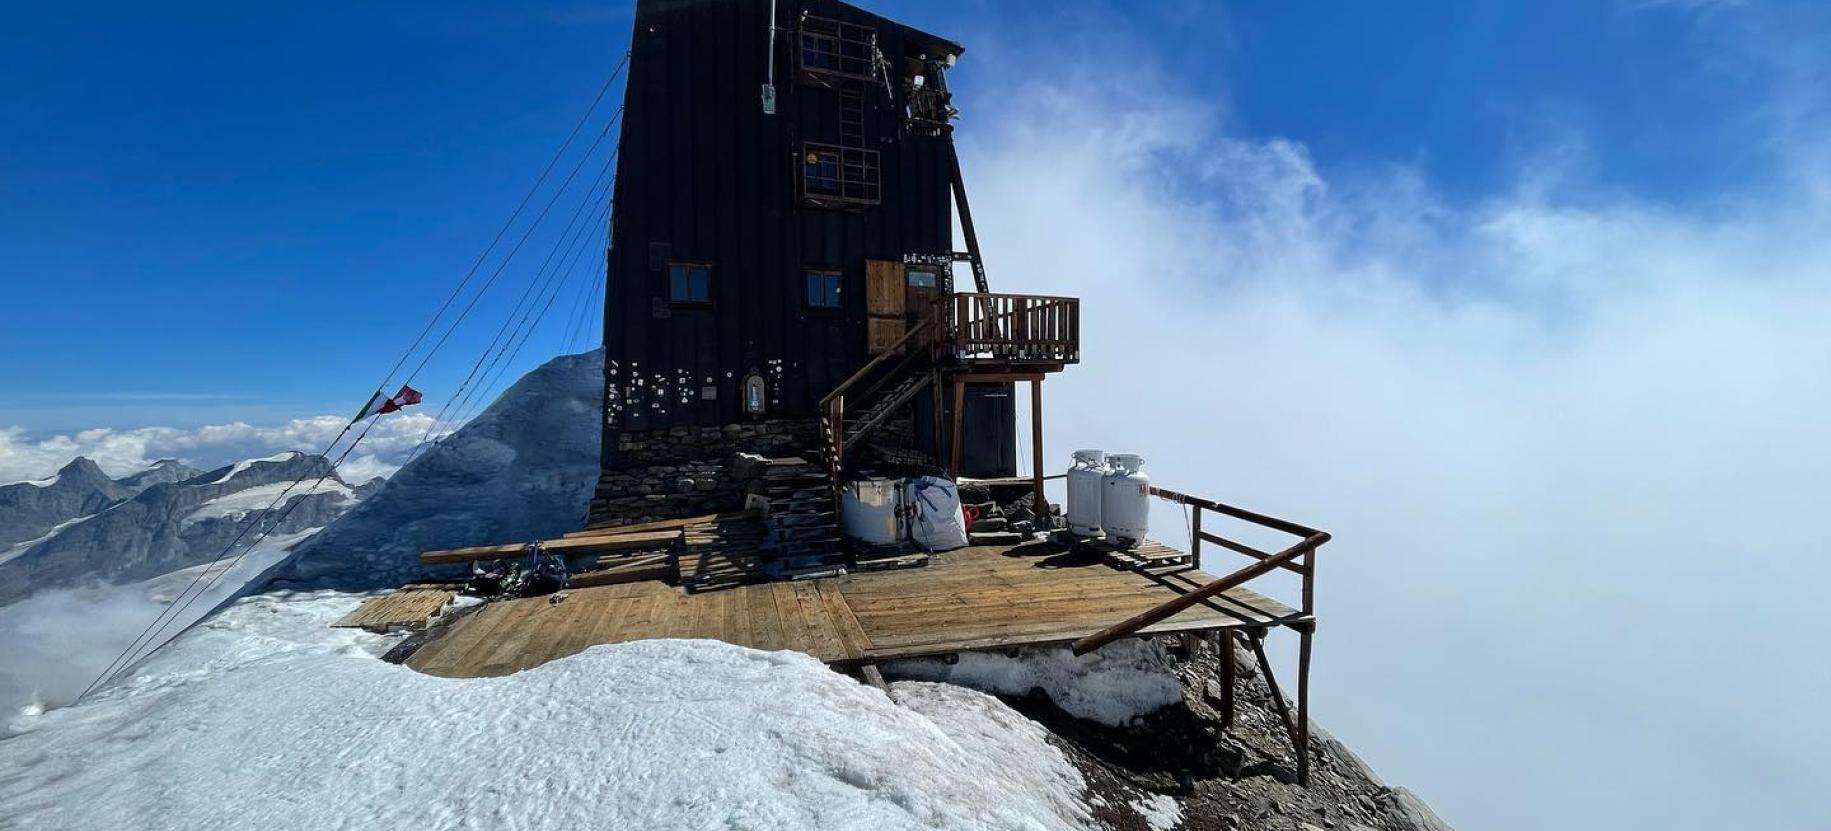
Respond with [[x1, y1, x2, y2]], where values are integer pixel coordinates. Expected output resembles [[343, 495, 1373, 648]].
[[332, 587, 455, 632], [404, 541, 1309, 679]]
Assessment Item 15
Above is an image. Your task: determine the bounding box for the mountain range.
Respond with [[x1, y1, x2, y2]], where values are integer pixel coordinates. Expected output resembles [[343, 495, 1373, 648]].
[[0, 453, 373, 605]]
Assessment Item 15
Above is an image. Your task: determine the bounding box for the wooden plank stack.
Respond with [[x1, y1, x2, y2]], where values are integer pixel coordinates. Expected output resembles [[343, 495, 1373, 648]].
[[332, 586, 457, 632], [1080, 538, 1193, 574]]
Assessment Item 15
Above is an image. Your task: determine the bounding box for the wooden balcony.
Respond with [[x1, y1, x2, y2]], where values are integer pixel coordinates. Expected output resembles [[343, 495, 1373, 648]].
[[933, 292, 1080, 370]]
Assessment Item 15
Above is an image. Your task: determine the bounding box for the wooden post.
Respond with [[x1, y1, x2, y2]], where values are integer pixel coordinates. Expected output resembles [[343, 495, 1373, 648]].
[[1249, 631, 1300, 760], [930, 369, 943, 454], [1190, 507, 1202, 570], [1297, 625, 1313, 787], [949, 377, 966, 478], [1030, 377, 1044, 518], [1218, 630, 1236, 727]]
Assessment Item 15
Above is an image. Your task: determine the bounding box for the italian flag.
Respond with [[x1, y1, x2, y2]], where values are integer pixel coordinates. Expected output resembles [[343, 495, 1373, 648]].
[[354, 384, 423, 421]]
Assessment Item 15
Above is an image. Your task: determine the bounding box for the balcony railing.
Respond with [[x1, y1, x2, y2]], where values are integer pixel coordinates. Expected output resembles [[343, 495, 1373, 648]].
[[935, 292, 1080, 366]]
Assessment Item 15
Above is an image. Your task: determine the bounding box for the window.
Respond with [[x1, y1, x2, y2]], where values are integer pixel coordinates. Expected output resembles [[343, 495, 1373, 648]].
[[805, 269, 842, 308], [798, 16, 875, 79], [668, 262, 711, 304], [907, 269, 938, 289], [801, 142, 881, 205]]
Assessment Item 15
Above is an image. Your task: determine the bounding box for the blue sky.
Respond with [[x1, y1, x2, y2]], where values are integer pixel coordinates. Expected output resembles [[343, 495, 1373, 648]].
[[6, 4, 1831, 827], [0, 0, 1803, 432]]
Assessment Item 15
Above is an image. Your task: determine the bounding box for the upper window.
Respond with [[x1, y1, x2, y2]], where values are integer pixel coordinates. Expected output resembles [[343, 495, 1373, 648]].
[[907, 269, 938, 289], [798, 16, 875, 80], [668, 262, 711, 304], [801, 142, 881, 206], [805, 269, 842, 308]]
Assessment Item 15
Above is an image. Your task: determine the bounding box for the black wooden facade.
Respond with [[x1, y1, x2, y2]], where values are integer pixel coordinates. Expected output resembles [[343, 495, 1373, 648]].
[[602, 0, 1014, 474]]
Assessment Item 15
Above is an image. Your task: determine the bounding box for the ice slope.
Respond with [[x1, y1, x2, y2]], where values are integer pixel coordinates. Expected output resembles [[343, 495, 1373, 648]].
[[279, 349, 604, 588], [0, 591, 1091, 831]]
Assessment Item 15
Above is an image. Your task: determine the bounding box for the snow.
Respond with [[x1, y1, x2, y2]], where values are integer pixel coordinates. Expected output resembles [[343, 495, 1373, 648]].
[[0, 528, 320, 718], [1130, 793, 1182, 831], [0, 515, 91, 567], [14, 473, 60, 488], [182, 479, 353, 526], [884, 639, 1185, 727], [1, 591, 1093, 831], [208, 450, 302, 484]]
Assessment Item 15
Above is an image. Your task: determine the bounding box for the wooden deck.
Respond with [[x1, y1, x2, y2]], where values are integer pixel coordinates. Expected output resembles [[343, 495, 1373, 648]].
[[404, 541, 1308, 679]]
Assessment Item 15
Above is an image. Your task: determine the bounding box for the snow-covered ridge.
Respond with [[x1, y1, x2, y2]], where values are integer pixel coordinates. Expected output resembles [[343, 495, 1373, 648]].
[[208, 450, 305, 485], [0, 517, 92, 569], [183, 480, 355, 527], [1, 590, 1092, 830]]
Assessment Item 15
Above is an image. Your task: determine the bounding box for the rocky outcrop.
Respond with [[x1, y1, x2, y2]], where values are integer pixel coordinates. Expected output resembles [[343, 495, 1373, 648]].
[[1000, 635, 1457, 831], [276, 349, 604, 588], [0, 452, 359, 604], [0, 458, 130, 549]]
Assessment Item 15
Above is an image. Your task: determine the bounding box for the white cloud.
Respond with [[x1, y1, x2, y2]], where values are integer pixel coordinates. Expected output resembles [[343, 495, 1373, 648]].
[[0, 413, 441, 485], [961, 46, 1831, 831]]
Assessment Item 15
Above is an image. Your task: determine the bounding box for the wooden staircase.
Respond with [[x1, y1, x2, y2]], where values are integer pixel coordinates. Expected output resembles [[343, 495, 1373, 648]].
[[753, 457, 847, 580]]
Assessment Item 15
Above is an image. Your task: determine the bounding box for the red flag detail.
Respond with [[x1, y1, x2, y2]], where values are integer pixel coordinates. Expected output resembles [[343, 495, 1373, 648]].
[[377, 385, 422, 415]]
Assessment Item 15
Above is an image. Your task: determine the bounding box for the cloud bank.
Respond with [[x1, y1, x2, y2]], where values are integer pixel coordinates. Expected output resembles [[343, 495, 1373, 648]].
[[0, 414, 439, 485], [961, 30, 1830, 831]]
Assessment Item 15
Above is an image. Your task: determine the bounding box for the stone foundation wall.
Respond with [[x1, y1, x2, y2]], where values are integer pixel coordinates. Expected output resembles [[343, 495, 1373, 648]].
[[585, 419, 821, 528]]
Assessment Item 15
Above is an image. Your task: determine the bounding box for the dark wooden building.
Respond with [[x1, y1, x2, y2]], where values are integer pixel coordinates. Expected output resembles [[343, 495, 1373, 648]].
[[601, 0, 1015, 474]]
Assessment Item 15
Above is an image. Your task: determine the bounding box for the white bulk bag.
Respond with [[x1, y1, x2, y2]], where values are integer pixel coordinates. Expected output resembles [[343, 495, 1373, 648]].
[[904, 476, 969, 552]]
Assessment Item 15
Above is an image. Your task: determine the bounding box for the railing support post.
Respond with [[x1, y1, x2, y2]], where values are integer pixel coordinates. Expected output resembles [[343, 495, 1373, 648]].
[[1190, 507, 1202, 570]]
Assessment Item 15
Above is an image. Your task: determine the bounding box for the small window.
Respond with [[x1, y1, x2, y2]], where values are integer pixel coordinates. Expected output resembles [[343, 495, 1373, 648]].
[[668, 262, 711, 304], [805, 269, 842, 308], [800, 34, 836, 70], [907, 270, 938, 289], [798, 16, 874, 79], [801, 142, 880, 206]]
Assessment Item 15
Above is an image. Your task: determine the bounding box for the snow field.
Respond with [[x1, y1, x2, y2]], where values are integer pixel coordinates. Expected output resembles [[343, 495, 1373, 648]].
[[1, 591, 1093, 831]]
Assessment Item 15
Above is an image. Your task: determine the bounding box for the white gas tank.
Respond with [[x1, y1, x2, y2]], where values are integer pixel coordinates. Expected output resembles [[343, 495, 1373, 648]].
[[841, 478, 902, 546], [1066, 449, 1107, 536], [1100, 454, 1150, 548]]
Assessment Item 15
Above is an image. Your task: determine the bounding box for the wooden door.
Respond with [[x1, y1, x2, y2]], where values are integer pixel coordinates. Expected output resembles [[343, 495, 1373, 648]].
[[865, 260, 906, 353], [905, 266, 941, 327]]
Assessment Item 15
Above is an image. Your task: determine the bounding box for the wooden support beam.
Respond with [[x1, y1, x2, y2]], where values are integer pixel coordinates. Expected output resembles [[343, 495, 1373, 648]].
[[1297, 627, 1313, 786], [562, 511, 752, 539], [859, 663, 889, 692], [1249, 631, 1301, 763], [420, 529, 681, 566], [949, 376, 965, 477], [946, 371, 1051, 384], [1191, 508, 1202, 571], [1070, 532, 1329, 654], [1218, 630, 1236, 727], [1030, 377, 1045, 519]]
